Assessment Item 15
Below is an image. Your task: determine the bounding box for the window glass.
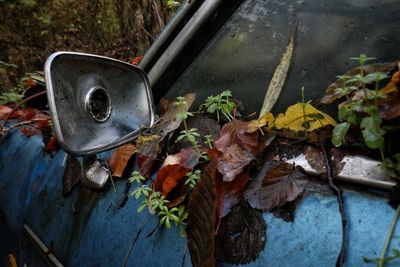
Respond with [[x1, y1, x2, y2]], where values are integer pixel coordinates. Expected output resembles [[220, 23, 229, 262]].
[[165, 0, 400, 114]]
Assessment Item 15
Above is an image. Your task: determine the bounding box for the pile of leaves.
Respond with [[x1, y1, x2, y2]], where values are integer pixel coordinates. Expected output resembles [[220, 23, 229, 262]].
[[2, 55, 400, 266], [107, 86, 342, 266], [0, 74, 59, 152]]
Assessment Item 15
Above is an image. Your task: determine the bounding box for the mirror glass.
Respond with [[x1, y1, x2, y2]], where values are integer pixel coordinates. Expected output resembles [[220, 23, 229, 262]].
[[45, 52, 155, 155]]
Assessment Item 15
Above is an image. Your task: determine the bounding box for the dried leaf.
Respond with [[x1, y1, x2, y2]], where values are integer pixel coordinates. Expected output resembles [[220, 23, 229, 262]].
[[153, 164, 190, 197], [214, 119, 259, 155], [274, 103, 336, 132], [62, 155, 82, 197], [379, 97, 400, 120], [219, 169, 249, 217], [135, 135, 162, 177], [216, 200, 267, 264], [247, 112, 274, 133], [0, 105, 12, 119], [259, 25, 296, 116], [304, 145, 326, 175], [44, 136, 59, 153], [151, 93, 196, 137], [136, 154, 156, 178], [8, 254, 18, 267], [130, 55, 143, 65], [272, 200, 298, 222], [217, 143, 254, 182], [187, 162, 217, 267], [321, 62, 396, 104], [109, 143, 136, 177], [162, 147, 199, 169], [19, 126, 40, 137], [259, 163, 308, 211]]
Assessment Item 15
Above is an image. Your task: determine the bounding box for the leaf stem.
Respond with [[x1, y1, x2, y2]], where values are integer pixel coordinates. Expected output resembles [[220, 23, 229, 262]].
[[378, 205, 400, 267]]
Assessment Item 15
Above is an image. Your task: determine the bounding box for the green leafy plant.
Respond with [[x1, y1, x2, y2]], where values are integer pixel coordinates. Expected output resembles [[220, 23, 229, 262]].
[[128, 171, 146, 184], [200, 90, 235, 121], [175, 97, 209, 161], [331, 54, 388, 164], [184, 170, 202, 189], [204, 134, 213, 148], [0, 92, 24, 105]]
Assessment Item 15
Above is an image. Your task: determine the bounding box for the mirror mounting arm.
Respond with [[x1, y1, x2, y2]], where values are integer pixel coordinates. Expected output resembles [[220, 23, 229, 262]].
[[81, 155, 110, 189]]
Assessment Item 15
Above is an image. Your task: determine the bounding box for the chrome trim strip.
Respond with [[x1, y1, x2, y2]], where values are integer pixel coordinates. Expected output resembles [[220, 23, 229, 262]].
[[23, 223, 64, 267]]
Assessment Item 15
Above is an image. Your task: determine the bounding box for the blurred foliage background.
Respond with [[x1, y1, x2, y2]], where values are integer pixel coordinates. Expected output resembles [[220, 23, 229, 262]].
[[0, 0, 175, 92]]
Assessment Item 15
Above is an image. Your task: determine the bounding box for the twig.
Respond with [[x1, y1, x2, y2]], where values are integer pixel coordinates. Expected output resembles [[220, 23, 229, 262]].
[[150, 0, 164, 28], [141, 23, 154, 40], [122, 213, 150, 267], [320, 142, 347, 267], [0, 90, 46, 132], [378, 204, 400, 267]]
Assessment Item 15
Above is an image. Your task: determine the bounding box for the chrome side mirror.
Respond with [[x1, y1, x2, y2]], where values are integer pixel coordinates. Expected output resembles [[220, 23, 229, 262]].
[[45, 52, 155, 188]]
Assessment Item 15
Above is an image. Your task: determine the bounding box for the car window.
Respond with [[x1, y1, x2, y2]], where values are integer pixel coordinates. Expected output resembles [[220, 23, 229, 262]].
[[165, 0, 400, 114]]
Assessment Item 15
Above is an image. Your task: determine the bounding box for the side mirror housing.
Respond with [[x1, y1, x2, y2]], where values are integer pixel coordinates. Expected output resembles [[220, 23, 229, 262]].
[[45, 52, 155, 155]]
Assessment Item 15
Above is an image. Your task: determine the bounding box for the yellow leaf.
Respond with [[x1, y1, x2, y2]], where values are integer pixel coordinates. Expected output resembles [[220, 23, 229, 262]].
[[275, 103, 336, 132], [8, 254, 17, 267], [246, 112, 275, 133]]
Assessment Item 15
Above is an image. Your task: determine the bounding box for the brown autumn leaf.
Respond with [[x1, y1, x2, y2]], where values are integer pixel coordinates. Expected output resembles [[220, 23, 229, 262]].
[[216, 200, 267, 265], [153, 164, 190, 197], [214, 119, 259, 155], [216, 143, 254, 182], [185, 114, 221, 148], [244, 160, 280, 210], [62, 155, 82, 197], [219, 169, 249, 217], [153, 147, 199, 204], [151, 93, 196, 137], [246, 112, 274, 133], [135, 135, 162, 177], [109, 143, 136, 177], [162, 147, 199, 169], [136, 154, 156, 178], [321, 62, 396, 104], [187, 161, 217, 267], [272, 199, 299, 223], [304, 145, 326, 175], [379, 97, 400, 120], [259, 162, 308, 211]]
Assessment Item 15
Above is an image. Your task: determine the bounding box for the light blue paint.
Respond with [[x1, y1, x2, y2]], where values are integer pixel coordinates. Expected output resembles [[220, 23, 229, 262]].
[[1, 129, 400, 266]]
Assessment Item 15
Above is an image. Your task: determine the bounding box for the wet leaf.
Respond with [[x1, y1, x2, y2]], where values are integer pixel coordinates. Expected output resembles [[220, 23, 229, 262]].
[[361, 115, 385, 149], [153, 164, 190, 197], [151, 93, 196, 137], [214, 119, 259, 155], [62, 155, 82, 197], [321, 62, 396, 104], [109, 143, 136, 177], [44, 136, 59, 153], [246, 112, 274, 133], [379, 97, 400, 120], [272, 200, 298, 222], [304, 145, 326, 175], [0, 105, 12, 119], [219, 169, 249, 217], [216, 143, 254, 182], [275, 103, 336, 132], [136, 154, 156, 178], [216, 200, 267, 264], [130, 55, 143, 65], [259, 25, 296, 116], [19, 126, 40, 137], [332, 122, 350, 147], [135, 135, 162, 177], [259, 163, 308, 211], [162, 147, 199, 169], [187, 161, 217, 267]]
